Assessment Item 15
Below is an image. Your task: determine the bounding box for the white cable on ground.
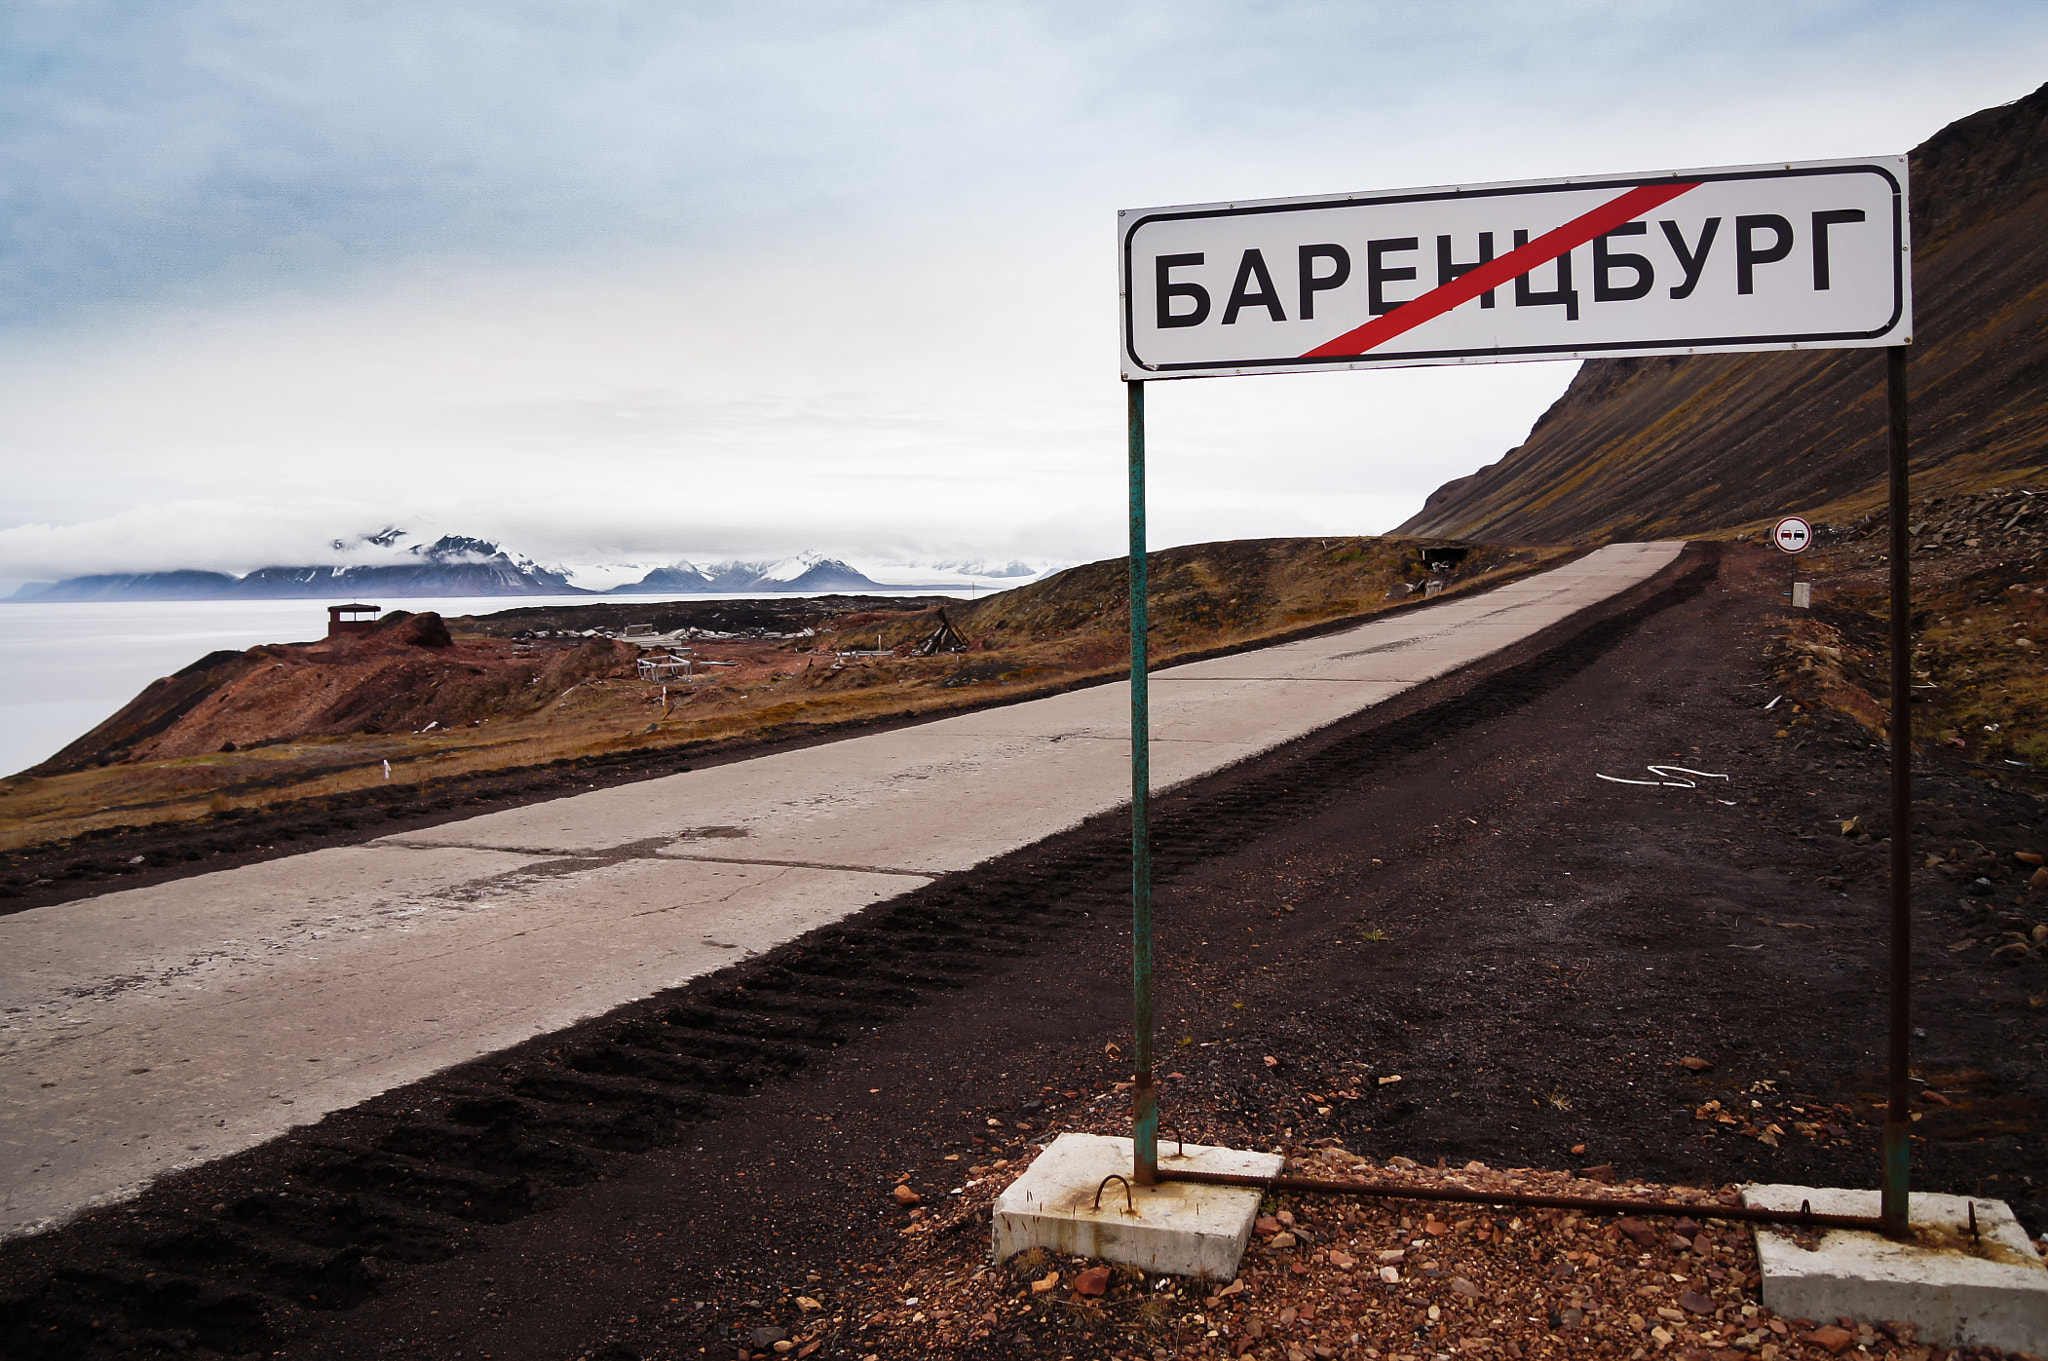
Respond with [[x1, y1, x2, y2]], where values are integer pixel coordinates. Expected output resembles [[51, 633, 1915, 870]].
[[1596, 765, 1732, 788]]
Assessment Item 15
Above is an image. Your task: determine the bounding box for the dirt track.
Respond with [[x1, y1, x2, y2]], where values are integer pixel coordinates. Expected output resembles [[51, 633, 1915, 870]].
[[2, 542, 2043, 1361]]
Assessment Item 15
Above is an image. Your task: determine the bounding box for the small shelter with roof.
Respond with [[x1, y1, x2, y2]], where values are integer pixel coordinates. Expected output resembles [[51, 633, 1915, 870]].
[[327, 603, 381, 639]]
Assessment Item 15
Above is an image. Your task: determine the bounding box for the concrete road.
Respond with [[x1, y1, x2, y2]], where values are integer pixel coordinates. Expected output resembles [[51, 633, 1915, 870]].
[[0, 543, 1682, 1238]]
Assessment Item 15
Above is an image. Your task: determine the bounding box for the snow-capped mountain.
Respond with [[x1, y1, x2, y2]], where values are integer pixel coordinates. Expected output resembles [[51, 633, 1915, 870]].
[[600, 551, 1069, 595], [607, 553, 885, 595], [10, 530, 584, 601], [554, 559, 700, 592], [912, 558, 1045, 579], [603, 562, 718, 593]]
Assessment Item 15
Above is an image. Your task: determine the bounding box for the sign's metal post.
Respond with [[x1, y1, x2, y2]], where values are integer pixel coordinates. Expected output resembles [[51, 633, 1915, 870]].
[[1127, 378, 1158, 1187], [1882, 343, 1914, 1238]]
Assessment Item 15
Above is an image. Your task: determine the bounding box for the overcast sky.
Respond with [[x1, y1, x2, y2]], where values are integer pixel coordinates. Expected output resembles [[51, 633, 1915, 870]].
[[2, 1, 2045, 586]]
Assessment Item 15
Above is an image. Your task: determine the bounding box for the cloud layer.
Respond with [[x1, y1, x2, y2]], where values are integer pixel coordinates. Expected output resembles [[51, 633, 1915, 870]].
[[4, 1, 2047, 584]]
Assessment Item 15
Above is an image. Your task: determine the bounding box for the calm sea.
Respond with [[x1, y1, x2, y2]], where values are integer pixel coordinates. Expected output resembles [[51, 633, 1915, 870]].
[[0, 591, 984, 778]]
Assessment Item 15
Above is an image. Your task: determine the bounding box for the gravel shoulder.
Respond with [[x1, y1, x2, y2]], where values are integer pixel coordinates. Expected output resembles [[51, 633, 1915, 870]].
[[3, 541, 2044, 1361]]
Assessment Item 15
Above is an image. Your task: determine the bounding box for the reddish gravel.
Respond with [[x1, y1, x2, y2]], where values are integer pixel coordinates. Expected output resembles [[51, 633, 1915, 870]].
[[3, 542, 2044, 1361]]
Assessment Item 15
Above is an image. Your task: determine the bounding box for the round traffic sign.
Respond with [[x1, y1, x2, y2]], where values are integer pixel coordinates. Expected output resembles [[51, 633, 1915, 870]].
[[1771, 516, 1813, 553]]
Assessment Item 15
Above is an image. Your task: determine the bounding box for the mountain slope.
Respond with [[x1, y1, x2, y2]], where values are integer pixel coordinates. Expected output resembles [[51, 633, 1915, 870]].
[[8, 570, 240, 602], [1399, 82, 2048, 544]]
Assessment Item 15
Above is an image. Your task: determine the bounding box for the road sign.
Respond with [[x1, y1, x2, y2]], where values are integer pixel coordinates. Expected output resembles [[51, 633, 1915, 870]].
[[1772, 516, 1813, 553], [1114, 154, 1923, 1227], [1120, 157, 1910, 380]]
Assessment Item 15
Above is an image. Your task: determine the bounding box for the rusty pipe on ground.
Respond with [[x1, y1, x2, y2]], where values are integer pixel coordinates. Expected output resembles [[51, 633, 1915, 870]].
[[1156, 1169, 1883, 1231]]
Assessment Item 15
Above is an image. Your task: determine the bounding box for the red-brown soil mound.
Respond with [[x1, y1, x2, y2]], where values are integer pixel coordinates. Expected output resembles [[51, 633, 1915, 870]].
[[34, 612, 636, 775]]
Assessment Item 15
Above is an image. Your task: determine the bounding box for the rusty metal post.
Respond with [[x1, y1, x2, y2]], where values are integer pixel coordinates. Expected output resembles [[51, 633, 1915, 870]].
[[1882, 342, 1914, 1238], [1160, 1168, 1892, 1230], [1127, 378, 1158, 1186]]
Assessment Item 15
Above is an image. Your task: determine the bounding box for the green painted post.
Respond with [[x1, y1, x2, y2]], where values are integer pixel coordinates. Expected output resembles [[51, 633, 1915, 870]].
[[1128, 378, 1157, 1186]]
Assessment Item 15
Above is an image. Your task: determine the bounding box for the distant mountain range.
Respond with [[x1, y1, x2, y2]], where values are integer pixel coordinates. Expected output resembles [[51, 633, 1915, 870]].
[[7, 534, 1046, 602], [578, 552, 1045, 594], [10, 534, 584, 602], [606, 551, 904, 595]]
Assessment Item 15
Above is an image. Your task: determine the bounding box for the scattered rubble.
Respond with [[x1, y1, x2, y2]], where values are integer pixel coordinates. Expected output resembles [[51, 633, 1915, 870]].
[[1821, 486, 2048, 567], [842, 1130, 2047, 1361], [1767, 487, 2048, 776]]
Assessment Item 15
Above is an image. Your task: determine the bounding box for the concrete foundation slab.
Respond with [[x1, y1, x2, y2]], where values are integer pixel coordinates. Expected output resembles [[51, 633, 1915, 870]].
[[991, 1133, 1281, 1281], [1744, 1184, 2048, 1353]]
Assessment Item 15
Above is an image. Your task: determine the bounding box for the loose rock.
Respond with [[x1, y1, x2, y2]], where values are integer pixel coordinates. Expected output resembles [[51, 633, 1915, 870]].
[[1808, 1322, 1856, 1354], [1617, 1217, 1658, 1248]]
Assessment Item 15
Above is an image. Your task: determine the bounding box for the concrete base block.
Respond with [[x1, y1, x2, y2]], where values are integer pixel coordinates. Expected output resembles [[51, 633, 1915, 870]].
[[1744, 1184, 2048, 1353], [991, 1133, 1282, 1281]]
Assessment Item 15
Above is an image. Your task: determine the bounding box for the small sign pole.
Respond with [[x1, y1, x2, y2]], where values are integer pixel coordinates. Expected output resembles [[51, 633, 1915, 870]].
[[1772, 516, 1812, 609], [1882, 344, 1914, 1238], [1127, 379, 1158, 1186]]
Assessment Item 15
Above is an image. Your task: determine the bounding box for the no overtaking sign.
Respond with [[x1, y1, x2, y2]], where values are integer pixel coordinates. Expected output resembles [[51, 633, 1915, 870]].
[[1773, 516, 1813, 553], [1120, 158, 1909, 379]]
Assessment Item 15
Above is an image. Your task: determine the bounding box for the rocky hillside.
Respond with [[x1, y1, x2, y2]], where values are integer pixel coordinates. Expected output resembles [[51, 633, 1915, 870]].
[[1768, 481, 2048, 775], [938, 534, 1506, 657], [34, 611, 634, 775], [1399, 82, 2048, 544]]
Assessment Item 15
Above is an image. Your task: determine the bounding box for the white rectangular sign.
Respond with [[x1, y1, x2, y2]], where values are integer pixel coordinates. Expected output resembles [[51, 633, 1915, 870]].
[[1119, 157, 1909, 380]]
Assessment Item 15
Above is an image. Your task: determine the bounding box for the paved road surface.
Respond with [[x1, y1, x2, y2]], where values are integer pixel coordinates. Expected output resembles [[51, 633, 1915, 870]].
[[0, 543, 1683, 1238]]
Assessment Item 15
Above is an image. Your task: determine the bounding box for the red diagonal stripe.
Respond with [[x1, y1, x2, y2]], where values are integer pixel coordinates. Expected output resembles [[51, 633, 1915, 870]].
[[1298, 180, 1701, 359]]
